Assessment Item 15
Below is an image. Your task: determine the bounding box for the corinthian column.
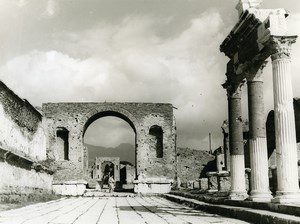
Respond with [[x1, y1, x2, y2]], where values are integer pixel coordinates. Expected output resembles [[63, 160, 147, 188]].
[[226, 82, 248, 200], [247, 62, 272, 202], [269, 36, 300, 203]]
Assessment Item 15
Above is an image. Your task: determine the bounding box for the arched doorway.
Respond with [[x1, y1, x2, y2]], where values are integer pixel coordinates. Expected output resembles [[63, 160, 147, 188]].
[[44, 102, 176, 195], [83, 111, 136, 191]]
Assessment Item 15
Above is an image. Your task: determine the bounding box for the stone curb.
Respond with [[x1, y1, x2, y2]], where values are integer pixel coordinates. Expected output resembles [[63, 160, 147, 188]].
[[171, 191, 300, 217], [164, 194, 300, 224]]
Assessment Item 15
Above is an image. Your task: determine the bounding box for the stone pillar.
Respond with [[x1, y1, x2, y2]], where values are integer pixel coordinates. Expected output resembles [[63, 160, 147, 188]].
[[227, 83, 248, 200], [247, 62, 272, 202], [269, 36, 300, 203]]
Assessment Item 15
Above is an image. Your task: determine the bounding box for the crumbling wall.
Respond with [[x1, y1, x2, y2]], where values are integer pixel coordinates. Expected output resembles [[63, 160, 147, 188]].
[[176, 147, 215, 187], [0, 82, 46, 161], [42, 103, 176, 184], [0, 81, 52, 202]]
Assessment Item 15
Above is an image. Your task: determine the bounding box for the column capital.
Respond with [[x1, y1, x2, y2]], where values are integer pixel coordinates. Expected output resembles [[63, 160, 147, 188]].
[[268, 36, 297, 60], [222, 80, 245, 99], [246, 61, 268, 82]]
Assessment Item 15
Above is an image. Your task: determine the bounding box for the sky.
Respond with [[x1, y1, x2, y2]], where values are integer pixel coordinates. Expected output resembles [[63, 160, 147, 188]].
[[0, 0, 299, 150]]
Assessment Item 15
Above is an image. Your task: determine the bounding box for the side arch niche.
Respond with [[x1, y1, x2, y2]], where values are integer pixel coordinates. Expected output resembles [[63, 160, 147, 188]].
[[56, 127, 69, 161], [149, 125, 163, 158]]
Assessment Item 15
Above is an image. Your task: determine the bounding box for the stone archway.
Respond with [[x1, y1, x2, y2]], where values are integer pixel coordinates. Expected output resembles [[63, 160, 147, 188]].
[[43, 102, 176, 195], [82, 110, 138, 180]]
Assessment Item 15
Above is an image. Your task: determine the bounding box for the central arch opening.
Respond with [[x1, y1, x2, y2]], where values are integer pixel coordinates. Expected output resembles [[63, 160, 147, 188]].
[[83, 111, 136, 192]]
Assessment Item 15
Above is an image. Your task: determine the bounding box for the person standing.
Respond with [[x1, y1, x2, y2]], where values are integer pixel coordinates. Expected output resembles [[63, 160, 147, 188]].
[[108, 175, 115, 193]]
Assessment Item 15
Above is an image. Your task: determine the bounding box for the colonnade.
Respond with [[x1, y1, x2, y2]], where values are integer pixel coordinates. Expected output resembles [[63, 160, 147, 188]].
[[224, 36, 299, 202]]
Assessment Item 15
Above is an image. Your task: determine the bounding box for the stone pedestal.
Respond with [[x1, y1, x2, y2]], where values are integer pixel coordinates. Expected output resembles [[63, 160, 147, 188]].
[[247, 63, 272, 202], [270, 36, 300, 203], [206, 172, 218, 193], [199, 178, 208, 191], [227, 83, 248, 200], [217, 171, 231, 192]]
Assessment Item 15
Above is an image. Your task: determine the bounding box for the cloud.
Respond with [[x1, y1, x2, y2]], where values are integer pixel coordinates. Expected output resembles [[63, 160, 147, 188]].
[[14, 0, 29, 8], [84, 117, 135, 148], [43, 0, 59, 18], [0, 9, 243, 150]]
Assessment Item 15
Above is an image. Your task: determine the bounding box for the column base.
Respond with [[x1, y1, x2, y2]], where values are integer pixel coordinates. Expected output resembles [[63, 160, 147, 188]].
[[248, 191, 273, 202], [272, 191, 300, 204], [228, 191, 248, 200]]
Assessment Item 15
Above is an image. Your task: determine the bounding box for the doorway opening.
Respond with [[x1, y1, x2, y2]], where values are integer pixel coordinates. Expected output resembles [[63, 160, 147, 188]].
[[83, 112, 136, 192]]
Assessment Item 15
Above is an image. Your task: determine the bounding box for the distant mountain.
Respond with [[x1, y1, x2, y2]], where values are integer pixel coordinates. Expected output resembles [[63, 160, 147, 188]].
[[85, 143, 135, 165]]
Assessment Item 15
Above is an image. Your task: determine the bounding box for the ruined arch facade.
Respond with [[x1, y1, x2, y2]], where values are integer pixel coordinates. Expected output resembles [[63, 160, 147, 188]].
[[42, 102, 176, 192]]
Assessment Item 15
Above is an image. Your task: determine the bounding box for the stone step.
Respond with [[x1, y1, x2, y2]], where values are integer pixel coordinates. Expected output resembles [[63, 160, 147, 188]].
[[83, 190, 136, 197]]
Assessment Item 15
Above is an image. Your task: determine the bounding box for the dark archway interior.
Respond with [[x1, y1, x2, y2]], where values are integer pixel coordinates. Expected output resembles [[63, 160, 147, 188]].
[[56, 127, 69, 161], [83, 111, 137, 190]]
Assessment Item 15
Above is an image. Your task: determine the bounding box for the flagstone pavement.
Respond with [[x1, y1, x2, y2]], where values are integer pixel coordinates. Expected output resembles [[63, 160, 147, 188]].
[[0, 196, 250, 224]]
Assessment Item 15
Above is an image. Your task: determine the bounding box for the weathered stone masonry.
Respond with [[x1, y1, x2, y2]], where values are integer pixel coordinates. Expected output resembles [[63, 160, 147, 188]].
[[42, 102, 176, 194], [0, 81, 53, 202]]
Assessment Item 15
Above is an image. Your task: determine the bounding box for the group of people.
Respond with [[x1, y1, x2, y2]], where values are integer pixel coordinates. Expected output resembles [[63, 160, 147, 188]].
[[100, 173, 115, 193]]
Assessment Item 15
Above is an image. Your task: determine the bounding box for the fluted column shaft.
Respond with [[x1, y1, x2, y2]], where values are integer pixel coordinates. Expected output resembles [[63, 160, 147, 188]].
[[270, 36, 299, 203], [247, 64, 272, 202], [228, 83, 248, 200]]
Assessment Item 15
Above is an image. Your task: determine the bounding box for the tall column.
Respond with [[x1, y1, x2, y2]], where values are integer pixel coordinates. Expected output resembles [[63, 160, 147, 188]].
[[247, 62, 272, 202], [270, 36, 300, 203], [227, 82, 248, 200]]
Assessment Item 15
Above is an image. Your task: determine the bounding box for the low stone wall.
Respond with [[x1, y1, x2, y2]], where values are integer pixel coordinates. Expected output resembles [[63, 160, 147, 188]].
[[134, 178, 173, 194], [186, 171, 250, 194], [52, 180, 87, 196], [0, 148, 53, 202]]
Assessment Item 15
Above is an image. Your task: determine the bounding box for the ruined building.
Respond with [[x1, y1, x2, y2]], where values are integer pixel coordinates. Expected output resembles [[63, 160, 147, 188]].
[[221, 0, 299, 203], [0, 80, 177, 200]]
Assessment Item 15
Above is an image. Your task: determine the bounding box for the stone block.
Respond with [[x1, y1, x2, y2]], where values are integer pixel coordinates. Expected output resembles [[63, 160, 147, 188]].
[[207, 173, 218, 191], [53, 180, 87, 196], [134, 178, 172, 194], [218, 176, 231, 192], [199, 178, 208, 190], [187, 181, 194, 189], [193, 180, 200, 189]]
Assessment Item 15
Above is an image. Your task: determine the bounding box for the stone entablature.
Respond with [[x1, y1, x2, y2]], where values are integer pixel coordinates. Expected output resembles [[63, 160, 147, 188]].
[[43, 102, 176, 194]]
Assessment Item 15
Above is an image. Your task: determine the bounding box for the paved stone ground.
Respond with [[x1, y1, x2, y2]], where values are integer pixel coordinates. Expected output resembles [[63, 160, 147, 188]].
[[0, 196, 251, 224]]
